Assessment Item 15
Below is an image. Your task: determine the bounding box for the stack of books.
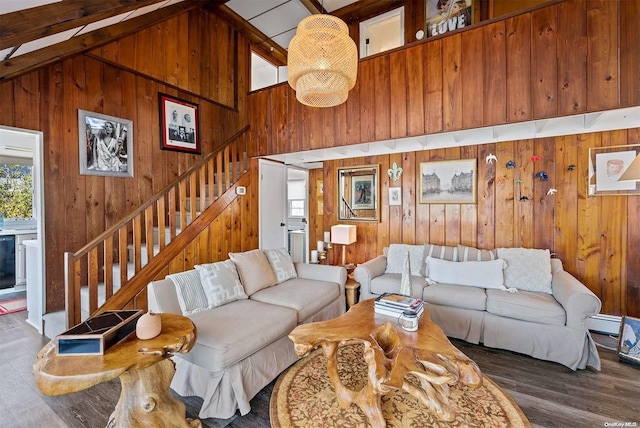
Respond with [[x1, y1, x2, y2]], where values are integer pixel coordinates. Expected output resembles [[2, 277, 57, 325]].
[[374, 293, 424, 318]]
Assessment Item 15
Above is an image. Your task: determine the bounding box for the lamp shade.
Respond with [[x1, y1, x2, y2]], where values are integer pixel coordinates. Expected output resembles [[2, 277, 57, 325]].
[[331, 224, 356, 245], [618, 154, 640, 182], [287, 14, 358, 108]]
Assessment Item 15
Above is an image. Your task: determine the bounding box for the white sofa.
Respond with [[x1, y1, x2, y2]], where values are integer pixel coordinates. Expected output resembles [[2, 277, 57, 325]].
[[354, 244, 601, 371], [148, 248, 347, 419]]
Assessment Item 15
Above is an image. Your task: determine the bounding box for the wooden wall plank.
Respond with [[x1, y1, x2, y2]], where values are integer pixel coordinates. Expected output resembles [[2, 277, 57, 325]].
[[424, 40, 443, 134], [482, 21, 506, 126], [461, 27, 484, 129], [557, 0, 587, 115], [389, 50, 407, 138], [405, 44, 425, 136], [532, 137, 555, 251], [619, 0, 640, 107], [494, 141, 515, 248], [373, 55, 391, 141], [401, 152, 416, 244], [586, 0, 619, 111], [505, 13, 531, 122], [358, 59, 376, 143], [553, 135, 578, 274], [531, 5, 558, 119], [442, 34, 462, 131]]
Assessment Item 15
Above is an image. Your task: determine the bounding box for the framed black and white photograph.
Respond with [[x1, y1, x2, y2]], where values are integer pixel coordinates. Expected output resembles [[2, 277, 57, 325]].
[[425, 0, 473, 38], [588, 144, 640, 196], [79, 109, 133, 177], [389, 187, 402, 206], [617, 315, 640, 365], [419, 158, 476, 204], [159, 93, 200, 154]]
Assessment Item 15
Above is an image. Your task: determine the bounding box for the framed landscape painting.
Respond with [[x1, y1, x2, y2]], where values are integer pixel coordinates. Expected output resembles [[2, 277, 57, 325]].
[[78, 109, 133, 178], [419, 159, 476, 204], [159, 93, 201, 154]]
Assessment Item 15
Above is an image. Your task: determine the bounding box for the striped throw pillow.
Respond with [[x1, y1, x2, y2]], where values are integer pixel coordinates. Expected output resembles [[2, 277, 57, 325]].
[[457, 245, 497, 262]]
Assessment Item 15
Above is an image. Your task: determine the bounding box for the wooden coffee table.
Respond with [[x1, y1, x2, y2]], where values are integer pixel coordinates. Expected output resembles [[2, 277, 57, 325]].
[[33, 313, 200, 428], [289, 299, 483, 428]]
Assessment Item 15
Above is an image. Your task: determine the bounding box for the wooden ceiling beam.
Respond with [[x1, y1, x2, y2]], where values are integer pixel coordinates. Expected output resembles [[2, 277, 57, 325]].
[[210, 4, 288, 66], [0, 0, 213, 83], [0, 0, 175, 51], [333, 0, 404, 24], [298, 0, 324, 14]]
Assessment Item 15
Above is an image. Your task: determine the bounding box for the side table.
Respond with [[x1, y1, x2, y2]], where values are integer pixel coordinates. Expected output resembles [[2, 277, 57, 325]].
[[345, 276, 360, 309], [33, 313, 200, 428]]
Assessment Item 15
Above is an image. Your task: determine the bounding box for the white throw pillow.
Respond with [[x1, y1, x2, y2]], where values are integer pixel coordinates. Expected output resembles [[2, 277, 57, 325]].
[[385, 244, 425, 276], [496, 248, 552, 294], [425, 256, 507, 290], [167, 270, 208, 315], [195, 260, 248, 308], [264, 248, 297, 284]]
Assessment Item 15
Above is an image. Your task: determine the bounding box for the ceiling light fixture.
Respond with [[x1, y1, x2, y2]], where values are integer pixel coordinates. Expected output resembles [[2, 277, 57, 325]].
[[287, 13, 358, 108]]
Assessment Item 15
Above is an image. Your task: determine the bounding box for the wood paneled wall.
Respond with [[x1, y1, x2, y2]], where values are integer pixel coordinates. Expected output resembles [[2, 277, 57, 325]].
[[248, 0, 640, 317], [0, 11, 251, 311]]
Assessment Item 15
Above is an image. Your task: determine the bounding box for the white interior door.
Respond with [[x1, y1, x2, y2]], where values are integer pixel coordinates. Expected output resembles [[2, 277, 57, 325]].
[[259, 159, 287, 250]]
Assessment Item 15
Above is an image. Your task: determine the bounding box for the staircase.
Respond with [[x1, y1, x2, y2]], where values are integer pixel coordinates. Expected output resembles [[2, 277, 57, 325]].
[[53, 127, 250, 336]]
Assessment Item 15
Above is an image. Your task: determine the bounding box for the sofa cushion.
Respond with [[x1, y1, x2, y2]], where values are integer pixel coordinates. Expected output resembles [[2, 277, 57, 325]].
[[250, 278, 340, 323], [457, 245, 497, 262], [167, 270, 208, 315], [264, 248, 297, 284], [370, 273, 429, 297], [187, 299, 298, 372], [422, 283, 487, 311], [424, 244, 457, 277], [195, 260, 248, 308], [385, 244, 425, 276], [425, 256, 507, 290], [485, 289, 566, 325], [497, 248, 552, 294], [229, 249, 277, 295]]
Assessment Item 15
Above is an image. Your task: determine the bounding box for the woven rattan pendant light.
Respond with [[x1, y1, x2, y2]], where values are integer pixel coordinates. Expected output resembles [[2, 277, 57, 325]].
[[287, 13, 358, 108]]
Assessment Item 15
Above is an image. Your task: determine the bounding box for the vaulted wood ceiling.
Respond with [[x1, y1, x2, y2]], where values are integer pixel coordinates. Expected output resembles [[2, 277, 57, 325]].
[[0, 0, 402, 83]]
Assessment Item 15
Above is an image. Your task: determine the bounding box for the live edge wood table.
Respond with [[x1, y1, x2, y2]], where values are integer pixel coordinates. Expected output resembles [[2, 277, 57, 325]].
[[33, 313, 200, 428], [288, 299, 483, 428]]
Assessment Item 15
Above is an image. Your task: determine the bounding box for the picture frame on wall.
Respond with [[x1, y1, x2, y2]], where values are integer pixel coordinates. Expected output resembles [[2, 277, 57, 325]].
[[588, 144, 640, 196], [419, 158, 477, 204], [389, 187, 402, 206], [617, 315, 640, 365], [78, 109, 133, 178], [158, 93, 200, 154], [351, 174, 375, 210], [425, 0, 473, 38]]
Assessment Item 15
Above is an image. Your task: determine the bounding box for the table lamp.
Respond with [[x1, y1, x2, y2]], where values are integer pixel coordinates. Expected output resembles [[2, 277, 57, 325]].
[[331, 224, 357, 267]]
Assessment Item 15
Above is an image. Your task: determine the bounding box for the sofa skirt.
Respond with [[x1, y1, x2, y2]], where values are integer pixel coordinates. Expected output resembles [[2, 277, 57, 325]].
[[426, 303, 484, 344]]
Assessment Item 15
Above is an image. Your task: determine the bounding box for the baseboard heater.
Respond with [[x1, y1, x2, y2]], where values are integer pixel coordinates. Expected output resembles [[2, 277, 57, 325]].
[[588, 314, 622, 335]]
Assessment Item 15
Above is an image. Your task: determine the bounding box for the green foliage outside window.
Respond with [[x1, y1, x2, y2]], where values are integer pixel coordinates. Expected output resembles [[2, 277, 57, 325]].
[[0, 164, 33, 218]]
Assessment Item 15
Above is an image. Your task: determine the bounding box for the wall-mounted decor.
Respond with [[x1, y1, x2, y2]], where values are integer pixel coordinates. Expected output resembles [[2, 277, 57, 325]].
[[388, 162, 403, 182], [588, 144, 640, 196], [617, 315, 640, 365], [419, 158, 476, 204], [158, 93, 200, 154], [425, 0, 472, 38], [389, 187, 402, 206], [338, 165, 379, 221], [78, 109, 133, 177]]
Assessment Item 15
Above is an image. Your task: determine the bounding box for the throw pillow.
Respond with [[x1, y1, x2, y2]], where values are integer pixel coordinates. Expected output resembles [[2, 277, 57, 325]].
[[385, 244, 425, 276], [457, 245, 497, 262], [425, 256, 507, 290], [228, 249, 277, 295], [195, 260, 248, 308], [166, 270, 208, 315], [496, 248, 553, 294], [264, 248, 298, 284], [424, 244, 458, 277]]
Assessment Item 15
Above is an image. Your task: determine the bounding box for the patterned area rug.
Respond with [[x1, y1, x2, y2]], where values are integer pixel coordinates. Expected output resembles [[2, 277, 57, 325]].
[[0, 297, 27, 315], [271, 343, 531, 428]]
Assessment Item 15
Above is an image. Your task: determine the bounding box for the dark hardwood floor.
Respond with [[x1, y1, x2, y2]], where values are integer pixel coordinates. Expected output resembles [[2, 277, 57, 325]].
[[1, 309, 638, 427]]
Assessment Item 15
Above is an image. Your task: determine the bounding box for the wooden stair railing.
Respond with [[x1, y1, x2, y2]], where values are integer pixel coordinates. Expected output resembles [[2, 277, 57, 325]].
[[64, 126, 250, 328]]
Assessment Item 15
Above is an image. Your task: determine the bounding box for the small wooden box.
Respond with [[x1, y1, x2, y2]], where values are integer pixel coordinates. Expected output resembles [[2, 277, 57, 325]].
[[56, 310, 144, 356]]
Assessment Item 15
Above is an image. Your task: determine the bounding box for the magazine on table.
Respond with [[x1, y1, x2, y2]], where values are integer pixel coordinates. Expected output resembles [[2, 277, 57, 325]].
[[375, 293, 423, 310], [374, 303, 424, 319]]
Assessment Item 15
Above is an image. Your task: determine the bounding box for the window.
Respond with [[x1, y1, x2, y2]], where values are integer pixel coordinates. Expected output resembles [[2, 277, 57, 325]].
[[359, 7, 404, 58], [287, 179, 306, 218], [0, 163, 33, 217], [288, 200, 305, 218], [251, 52, 279, 91]]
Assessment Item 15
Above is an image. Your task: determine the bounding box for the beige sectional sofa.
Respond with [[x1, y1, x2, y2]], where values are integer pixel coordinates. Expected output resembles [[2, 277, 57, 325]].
[[148, 248, 347, 419], [354, 243, 601, 371]]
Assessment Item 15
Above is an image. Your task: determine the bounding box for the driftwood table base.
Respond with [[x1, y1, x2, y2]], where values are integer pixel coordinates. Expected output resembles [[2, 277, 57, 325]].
[[289, 300, 482, 428], [34, 313, 199, 428]]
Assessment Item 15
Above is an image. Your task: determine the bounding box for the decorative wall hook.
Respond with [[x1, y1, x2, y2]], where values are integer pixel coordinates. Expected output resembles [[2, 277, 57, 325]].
[[506, 160, 516, 169], [567, 164, 576, 171], [486, 153, 498, 164], [514, 179, 523, 185], [519, 195, 529, 201], [387, 162, 403, 182], [547, 188, 557, 195], [496, 175, 507, 184], [530, 155, 542, 163], [535, 171, 549, 181]]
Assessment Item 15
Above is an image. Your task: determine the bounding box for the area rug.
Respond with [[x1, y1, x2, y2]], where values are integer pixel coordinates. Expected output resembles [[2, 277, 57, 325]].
[[0, 297, 27, 315], [271, 343, 531, 427]]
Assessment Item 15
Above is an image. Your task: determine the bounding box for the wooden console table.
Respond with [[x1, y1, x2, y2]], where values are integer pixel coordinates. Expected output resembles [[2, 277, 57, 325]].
[[289, 299, 483, 428], [33, 313, 200, 428]]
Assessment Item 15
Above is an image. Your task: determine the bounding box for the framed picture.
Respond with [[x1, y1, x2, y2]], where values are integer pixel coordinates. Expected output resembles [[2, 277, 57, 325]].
[[351, 174, 375, 210], [425, 0, 473, 38], [588, 144, 640, 196], [389, 187, 402, 206], [617, 315, 640, 365], [158, 93, 200, 154], [419, 158, 477, 204], [78, 109, 133, 177]]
